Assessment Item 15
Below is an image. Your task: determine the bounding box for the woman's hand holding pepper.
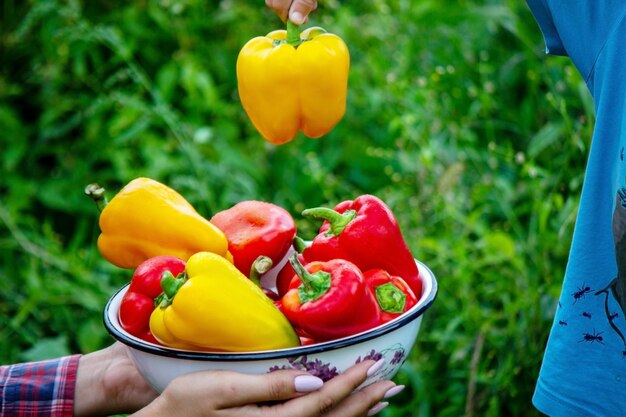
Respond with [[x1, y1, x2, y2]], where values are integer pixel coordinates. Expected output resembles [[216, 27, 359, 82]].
[[265, 0, 318, 25], [132, 359, 401, 417]]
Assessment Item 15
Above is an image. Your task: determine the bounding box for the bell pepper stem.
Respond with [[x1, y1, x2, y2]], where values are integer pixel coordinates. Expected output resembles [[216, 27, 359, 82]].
[[286, 19, 301, 47], [249, 256, 273, 287], [289, 253, 331, 303], [301, 207, 357, 236], [375, 282, 407, 314], [159, 271, 186, 307], [84, 183, 108, 212], [293, 235, 309, 253]]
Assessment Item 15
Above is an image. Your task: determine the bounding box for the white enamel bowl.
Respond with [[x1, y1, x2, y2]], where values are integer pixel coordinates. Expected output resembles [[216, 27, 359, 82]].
[[103, 260, 438, 393]]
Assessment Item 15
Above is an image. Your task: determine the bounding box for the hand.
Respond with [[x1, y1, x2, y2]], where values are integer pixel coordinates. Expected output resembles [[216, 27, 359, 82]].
[[266, 0, 318, 25], [132, 358, 403, 417], [74, 342, 158, 417]]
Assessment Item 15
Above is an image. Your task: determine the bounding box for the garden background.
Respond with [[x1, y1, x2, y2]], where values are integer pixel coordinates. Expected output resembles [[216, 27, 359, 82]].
[[0, 1, 593, 416]]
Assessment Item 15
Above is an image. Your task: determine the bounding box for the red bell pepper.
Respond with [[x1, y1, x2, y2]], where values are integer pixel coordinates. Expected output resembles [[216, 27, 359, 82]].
[[297, 333, 317, 346], [301, 195, 421, 294], [364, 269, 420, 324], [210, 201, 296, 281], [119, 256, 186, 343], [274, 298, 317, 346], [281, 254, 380, 341]]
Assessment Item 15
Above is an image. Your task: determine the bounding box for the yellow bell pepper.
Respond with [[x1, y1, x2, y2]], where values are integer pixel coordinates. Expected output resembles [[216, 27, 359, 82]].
[[150, 251, 300, 352], [236, 22, 350, 145], [96, 177, 229, 269], [148, 307, 200, 350]]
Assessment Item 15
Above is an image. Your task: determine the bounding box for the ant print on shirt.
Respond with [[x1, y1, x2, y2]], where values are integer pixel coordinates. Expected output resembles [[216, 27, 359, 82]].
[[595, 182, 626, 350], [559, 172, 626, 358]]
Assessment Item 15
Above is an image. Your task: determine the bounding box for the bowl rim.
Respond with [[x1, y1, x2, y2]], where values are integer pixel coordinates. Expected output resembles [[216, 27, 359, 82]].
[[103, 260, 438, 361]]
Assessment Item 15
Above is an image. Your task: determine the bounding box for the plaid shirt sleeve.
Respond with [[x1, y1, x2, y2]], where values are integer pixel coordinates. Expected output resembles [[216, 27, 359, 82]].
[[0, 355, 81, 417]]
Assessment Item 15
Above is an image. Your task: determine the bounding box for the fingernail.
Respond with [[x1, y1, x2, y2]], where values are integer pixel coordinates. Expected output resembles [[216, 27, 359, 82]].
[[294, 375, 324, 392], [290, 11, 304, 25], [384, 384, 405, 399], [367, 358, 385, 377], [367, 401, 389, 416]]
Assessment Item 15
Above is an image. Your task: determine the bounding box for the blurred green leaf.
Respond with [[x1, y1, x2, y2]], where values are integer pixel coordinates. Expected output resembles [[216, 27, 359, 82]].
[[528, 122, 563, 159], [77, 318, 111, 353], [22, 335, 71, 362]]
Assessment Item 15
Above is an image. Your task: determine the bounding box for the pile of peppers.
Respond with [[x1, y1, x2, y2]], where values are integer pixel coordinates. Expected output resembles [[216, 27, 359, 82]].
[[94, 178, 423, 351], [90, 17, 425, 352], [276, 194, 422, 343]]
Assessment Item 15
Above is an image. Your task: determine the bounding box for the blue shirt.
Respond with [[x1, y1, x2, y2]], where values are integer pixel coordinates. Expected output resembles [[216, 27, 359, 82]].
[[527, 1, 626, 416]]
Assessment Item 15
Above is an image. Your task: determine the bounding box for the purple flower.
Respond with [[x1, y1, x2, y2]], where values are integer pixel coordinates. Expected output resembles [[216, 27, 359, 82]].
[[355, 349, 383, 363], [268, 356, 338, 381], [268, 364, 290, 372], [390, 349, 406, 365]]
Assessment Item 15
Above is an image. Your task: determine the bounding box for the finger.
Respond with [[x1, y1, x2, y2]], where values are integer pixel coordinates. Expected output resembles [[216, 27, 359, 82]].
[[324, 380, 400, 417], [276, 359, 384, 417], [288, 0, 318, 25], [211, 369, 324, 408], [265, 0, 291, 22]]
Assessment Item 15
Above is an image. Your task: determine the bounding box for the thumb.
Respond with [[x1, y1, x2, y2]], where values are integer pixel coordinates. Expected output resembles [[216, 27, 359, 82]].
[[289, 0, 318, 25], [215, 370, 324, 407]]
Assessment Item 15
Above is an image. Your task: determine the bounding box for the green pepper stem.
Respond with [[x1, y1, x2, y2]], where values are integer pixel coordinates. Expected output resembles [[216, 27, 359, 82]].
[[159, 271, 186, 307], [84, 183, 108, 212], [288, 253, 331, 303], [301, 207, 357, 236], [293, 236, 309, 253], [375, 282, 407, 314], [249, 256, 273, 287], [286, 19, 301, 47]]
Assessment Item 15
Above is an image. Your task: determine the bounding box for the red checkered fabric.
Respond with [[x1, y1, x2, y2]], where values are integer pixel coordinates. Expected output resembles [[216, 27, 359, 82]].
[[0, 355, 80, 417]]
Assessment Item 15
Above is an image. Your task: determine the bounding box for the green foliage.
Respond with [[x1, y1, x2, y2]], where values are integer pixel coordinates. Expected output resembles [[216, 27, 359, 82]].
[[0, 0, 591, 416]]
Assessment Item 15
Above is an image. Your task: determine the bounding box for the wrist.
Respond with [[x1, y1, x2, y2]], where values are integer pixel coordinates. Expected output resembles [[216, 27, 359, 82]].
[[74, 347, 116, 417], [129, 395, 169, 417], [75, 343, 158, 417]]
